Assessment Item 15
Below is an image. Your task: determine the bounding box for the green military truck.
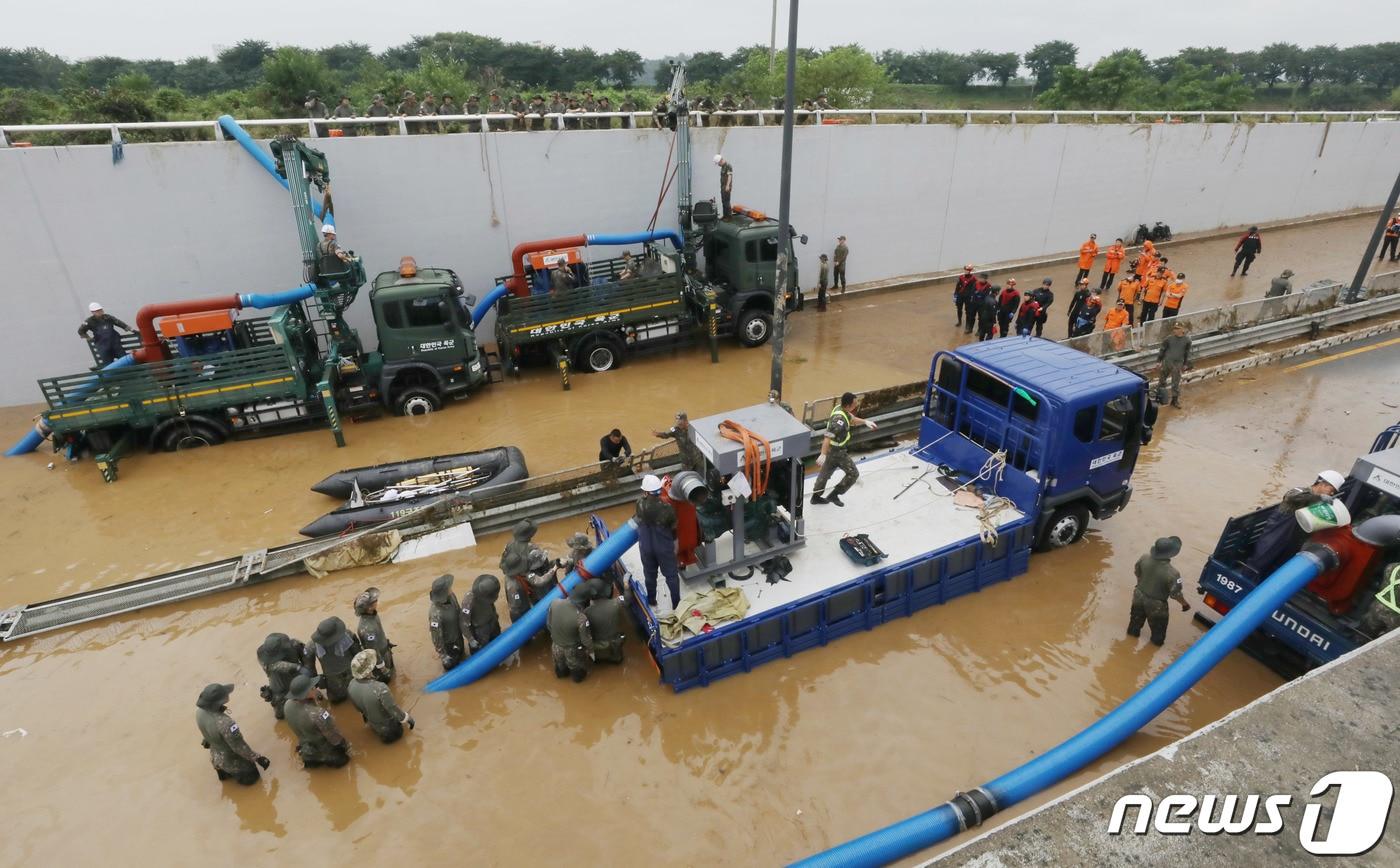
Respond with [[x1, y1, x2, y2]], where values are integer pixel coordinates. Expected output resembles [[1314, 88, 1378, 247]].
[[493, 203, 800, 388]]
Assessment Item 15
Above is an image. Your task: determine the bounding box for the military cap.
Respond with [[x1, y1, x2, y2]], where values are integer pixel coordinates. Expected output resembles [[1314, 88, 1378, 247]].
[[1151, 536, 1183, 559], [197, 682, 234, 709], [350, 649, 380, 681], [353, 587, 380, 615], [288, 674, 316, 700], [313, 616, 347, 645], [430, 574, 455, 602]]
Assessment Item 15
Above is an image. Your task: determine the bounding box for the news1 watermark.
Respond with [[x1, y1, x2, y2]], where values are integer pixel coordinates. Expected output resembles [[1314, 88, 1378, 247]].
[[1108, 771, 1394, 855]]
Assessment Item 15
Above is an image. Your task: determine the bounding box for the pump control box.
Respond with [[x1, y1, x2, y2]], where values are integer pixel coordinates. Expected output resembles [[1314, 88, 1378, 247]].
[[688, 403, 813, 475]]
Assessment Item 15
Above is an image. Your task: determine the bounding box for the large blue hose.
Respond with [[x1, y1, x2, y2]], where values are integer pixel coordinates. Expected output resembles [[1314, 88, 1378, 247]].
[[6, 354, 137, 456], [794, 551, 1328, 868], [471, 284, 509, 328], [586, 230, 683, 250], [424, 519, 640, 692], [239, 283, 317, 310], [217, 115, 326, 219]]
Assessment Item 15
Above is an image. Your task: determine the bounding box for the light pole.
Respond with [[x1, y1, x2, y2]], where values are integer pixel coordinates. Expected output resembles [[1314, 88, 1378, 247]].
[[769, 0, 779, 73], [770, 0, 799, 400]]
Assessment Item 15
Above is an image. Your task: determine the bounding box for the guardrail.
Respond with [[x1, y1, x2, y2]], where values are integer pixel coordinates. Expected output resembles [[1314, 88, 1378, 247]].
[[4, 108, 1398, 146]]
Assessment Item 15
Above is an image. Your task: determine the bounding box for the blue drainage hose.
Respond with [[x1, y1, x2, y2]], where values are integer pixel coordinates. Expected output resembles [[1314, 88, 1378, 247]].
[[471, 284, 509, 328], [217, 115, 326, 219], [793, 551, 1329, 868], [424, 519, 640, 692], [585, 230, 683, 250], [239, 283, 317, 310], [7, 354, 137, 456]]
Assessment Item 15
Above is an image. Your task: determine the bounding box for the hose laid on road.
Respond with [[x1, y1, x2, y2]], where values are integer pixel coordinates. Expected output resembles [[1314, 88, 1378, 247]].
[[791, 549, 1333, 868], [424, 519, 639, 692]]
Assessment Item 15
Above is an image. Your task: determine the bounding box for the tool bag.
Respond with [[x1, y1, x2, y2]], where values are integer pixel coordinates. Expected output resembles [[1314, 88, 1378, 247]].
[[840, 533, 888, 567]]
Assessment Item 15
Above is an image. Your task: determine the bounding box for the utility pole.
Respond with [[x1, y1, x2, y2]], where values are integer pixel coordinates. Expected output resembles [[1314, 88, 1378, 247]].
[[1345, 167, 1400, 303], [769, 0, 779, 73], [770, 0, 798, 400]]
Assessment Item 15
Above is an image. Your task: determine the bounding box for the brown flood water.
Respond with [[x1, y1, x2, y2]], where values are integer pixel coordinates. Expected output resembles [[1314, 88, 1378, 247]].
[[0, 213, 1390, 865]]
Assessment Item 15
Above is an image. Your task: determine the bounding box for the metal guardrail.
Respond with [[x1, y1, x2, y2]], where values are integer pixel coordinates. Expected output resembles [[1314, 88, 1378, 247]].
[[4, 108, 1398, 146]]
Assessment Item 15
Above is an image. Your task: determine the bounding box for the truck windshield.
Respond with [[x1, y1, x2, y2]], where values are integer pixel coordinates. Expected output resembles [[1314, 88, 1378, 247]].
[[744, 238, 778, 263]]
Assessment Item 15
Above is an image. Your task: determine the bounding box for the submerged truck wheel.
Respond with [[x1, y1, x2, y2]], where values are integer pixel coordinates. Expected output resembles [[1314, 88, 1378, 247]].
[[396, 387, 441, 417], [156, 417, 228, 452], [1036, 504, 1090, 551], [737, 309, 773, 347], [577, 334, 626, 373]]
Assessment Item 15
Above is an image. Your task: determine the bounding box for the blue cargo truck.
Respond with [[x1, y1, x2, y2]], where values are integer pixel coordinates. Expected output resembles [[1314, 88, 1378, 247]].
[[1195, 428, 1400, 677], [602, 338, 1153, 691]]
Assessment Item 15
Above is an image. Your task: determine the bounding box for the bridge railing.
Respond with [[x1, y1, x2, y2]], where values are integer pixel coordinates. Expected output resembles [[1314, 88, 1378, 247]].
[[5, 108, 1399, 147]]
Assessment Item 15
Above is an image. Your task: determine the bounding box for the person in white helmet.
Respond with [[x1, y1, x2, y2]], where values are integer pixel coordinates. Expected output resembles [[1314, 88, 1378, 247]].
[[714, 154, 733, 217], [1243, 469, 1346, 578], [318, 223, 351, 270], [635, 474, 680, 609], [78, 302, 133, 365]]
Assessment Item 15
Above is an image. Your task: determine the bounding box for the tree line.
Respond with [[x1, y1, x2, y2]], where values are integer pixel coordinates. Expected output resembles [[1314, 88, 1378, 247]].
[[1, 35, 1397, 129]]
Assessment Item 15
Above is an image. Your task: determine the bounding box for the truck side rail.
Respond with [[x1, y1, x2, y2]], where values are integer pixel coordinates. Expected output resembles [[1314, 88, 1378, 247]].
[[41, 344, 302, 430], [495, 272, 690, 345]]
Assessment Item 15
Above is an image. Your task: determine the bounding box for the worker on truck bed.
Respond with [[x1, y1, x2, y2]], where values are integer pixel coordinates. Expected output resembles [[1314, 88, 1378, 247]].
[[1127, 536, 1191, 646], [1243, 471, 1344, 579], [714, 154, 733, 217], [78, 302, 132, 366], [811, 392, 877, 508], [636, 475, 681, 609]]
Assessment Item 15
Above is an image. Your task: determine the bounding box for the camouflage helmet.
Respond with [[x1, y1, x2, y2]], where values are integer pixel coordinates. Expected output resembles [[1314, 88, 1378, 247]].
[[257, 632, 291, 667], [570, 578, 608, 606], [350, 649, 380, 681], [288, 674, 317, 700], [527, 548, 551, 573], [565, 531, 593, 554], [353, 587, 380, 615], [430, 574, 455, 603], [501, 549, 529, 577], [471, 574, 501, 600], [196, 682, 234, 710], [512, 519, 538, 541]]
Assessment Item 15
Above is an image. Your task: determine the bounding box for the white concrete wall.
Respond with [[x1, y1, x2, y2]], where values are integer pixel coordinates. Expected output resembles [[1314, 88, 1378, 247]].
[[2, 120, 1397, 406]]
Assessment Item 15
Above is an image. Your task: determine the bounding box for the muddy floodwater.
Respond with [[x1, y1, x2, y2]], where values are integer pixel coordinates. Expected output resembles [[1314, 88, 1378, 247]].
[[0, 213, 1393, 865]]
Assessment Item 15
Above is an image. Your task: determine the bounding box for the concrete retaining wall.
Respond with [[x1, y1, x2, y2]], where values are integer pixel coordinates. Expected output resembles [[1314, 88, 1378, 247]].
[[2, 120, 1397, 405]]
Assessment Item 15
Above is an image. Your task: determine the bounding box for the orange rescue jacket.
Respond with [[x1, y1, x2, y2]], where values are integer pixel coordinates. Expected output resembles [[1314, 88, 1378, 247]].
[[1077, 239, 1099, 270], [1164, 280, 1189, 309], [1143, 274, 1168, 304], [1104, 243, 1126, 273], [1104, 307, 1129, 331], [1117, 276, 1141, 305]]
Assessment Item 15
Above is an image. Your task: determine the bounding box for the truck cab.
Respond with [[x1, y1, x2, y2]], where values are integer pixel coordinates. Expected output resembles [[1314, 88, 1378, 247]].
[[924, 338, 1152, 549], [370, 260, 487, 415], [1196, 439, 1400, 676], [696, 203, 800, 347]]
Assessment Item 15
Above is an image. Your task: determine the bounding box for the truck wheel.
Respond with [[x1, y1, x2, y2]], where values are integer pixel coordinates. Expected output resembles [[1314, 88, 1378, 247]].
[[737, 309, 773, 347], [159, 419, 227, 452], [396, 387, 441, 417], [1036, 505, 1090, 551], [579, 335, 625, 373]]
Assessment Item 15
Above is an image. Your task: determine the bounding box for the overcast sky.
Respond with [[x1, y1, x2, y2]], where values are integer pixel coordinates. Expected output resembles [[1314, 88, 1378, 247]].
[[5, 0, 1385, 63]]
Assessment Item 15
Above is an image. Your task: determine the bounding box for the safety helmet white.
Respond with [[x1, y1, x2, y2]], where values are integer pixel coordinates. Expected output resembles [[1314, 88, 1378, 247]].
[[88, 302, 103, 312], [1316, 470, 1345, 491], [320, 224, 336, 235], [641, 474, 663, 493]]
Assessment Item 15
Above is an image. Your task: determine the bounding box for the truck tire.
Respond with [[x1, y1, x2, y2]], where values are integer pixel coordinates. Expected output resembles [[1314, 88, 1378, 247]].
[[396, 387, 441, 417], [737, 308, 773, 347], [1036, 504, 1090, 551], [157, 417, 228, 452], [577, 334, 626, 373]]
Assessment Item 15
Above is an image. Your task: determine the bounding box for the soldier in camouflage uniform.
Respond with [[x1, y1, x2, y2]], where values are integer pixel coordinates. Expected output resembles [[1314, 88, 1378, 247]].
[[500, 519, 549, 624], [256, 632, 306, 720], [508, 94, 527, 131], [653, 410, 705, 474], [304, 616, 362, 703], [347, 650, 414, 744], [465, 94, 482, 132], [588, 589, 628, 664], [811, 392, 877, 507], [464, 574, 504, 652], [365, 93, 391, 135], [1127, 536, 1191, 646], [427, 574, 469, 670], [195, 683, 270, 786], [353, 587, 395, 682], [548, 580, 605, 682], [282, 674, 350, 768]]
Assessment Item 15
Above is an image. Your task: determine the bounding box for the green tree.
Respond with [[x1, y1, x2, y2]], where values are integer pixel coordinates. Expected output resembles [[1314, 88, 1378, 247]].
[[925, 51, 980, 87], [732, 46, 886, 106], [974, 51, 1020, 87], [1156, 63, 1254, 110], [555, 47, 607, 89], [681, 51, 731, 83], [1258, 42, 1300, 87], [1283, 45, 1327, 90], [259, 47, 335, 113], [217, 40, 273, 89], [174, 57, 232, 95], [319, 42, 374, 75], [1036, 51, 1151, 109], [1025, 40, 1078, 90], [0, 48, 68, 90], [604, 49, 644, 87]]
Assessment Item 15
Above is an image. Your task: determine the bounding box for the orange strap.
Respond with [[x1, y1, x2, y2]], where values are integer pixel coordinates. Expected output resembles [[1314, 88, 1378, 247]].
[[717, 419, 772, 497]]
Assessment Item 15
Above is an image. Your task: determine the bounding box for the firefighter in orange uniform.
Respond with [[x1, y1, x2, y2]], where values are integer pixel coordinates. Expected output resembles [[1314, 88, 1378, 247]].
[[1116, 272, 1142, 325], [1104, 299, 1130, 351], [1076, 234, 1099, 284], [1140, 267, 1168, 322], [1162, 272, 1189, 319], [1100, 238, 1126, 291]]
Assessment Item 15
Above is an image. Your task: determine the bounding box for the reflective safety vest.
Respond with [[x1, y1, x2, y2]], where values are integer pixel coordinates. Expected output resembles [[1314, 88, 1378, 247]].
[[830, 407, 853, 448]]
